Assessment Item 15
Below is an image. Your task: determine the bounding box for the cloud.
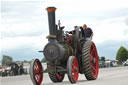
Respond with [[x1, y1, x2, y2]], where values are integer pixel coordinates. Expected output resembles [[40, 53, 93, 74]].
[[1, 1, 48, 23], [2, 35, 48, 50], [1, 47, 44, 61], [93, 16, 128, 43], [1, 22, 49, 38], [1, 35, 48, 61], [125, 18, 128, 26], [1, 1, 50, 38]]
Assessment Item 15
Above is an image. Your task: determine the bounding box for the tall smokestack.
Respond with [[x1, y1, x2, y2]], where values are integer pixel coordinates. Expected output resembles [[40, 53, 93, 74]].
[[46, 7, 57, 36]]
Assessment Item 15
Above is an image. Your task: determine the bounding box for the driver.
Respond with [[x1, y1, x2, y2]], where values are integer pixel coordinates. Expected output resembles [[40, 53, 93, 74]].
[[83, 24, 93, 40]]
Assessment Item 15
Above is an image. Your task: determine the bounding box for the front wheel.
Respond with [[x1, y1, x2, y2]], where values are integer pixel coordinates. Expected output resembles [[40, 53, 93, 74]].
[[30, 59, 43, 85], [67, 56, 79, 84]]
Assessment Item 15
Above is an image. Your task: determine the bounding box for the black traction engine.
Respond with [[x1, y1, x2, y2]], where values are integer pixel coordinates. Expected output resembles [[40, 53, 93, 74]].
[[30, 7, 99, 85]]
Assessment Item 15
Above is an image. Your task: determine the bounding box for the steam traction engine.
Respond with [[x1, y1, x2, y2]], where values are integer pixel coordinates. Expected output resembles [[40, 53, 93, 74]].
[[30, 7, 99, 85]]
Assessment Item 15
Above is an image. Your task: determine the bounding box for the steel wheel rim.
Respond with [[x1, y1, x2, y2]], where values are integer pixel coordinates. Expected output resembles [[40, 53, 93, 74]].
[[72, 58, 79, 82], [90, 42, 99, 78], [34, 59, 43, 84]]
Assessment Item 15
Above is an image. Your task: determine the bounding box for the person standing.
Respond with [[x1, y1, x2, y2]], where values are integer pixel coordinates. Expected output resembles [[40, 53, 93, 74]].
[[83, 24, 93, 40]]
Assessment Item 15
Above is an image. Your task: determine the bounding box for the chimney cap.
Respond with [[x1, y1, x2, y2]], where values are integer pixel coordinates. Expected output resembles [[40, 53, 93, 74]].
[[46, 7, 56, 12]]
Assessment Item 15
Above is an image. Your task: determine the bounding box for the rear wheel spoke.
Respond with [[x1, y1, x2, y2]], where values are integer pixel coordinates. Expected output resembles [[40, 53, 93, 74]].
[[91, 64, 96, 73]]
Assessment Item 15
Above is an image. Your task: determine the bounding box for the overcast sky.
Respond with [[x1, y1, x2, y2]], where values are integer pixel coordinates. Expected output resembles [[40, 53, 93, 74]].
[[1, 0, 128, 61]]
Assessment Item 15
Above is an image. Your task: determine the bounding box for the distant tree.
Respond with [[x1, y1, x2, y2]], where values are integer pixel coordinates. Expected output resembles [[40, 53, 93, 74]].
[[23, 60, 29, 63], [101, 56, 106, 62], [98, 56, 105, 61], [116, 46, 128, 64], [41, 57, 47, 63], [98, 56, 100, 61], [2, 55, 13, 66], [29, 60, 32, 63]]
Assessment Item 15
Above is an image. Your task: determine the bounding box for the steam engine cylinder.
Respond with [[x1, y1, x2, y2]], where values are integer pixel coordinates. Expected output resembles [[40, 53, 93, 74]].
[[44, 41, 73, 62]]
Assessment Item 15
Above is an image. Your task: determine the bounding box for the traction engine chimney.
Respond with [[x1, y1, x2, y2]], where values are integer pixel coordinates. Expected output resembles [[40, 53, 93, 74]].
[[46, 7, 57, 36]]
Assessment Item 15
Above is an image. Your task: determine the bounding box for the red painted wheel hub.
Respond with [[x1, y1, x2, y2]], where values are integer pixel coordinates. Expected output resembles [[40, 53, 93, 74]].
[[34, 59, 43, 85], [90, 42, 99, 79], [72, 58, 79, 82]]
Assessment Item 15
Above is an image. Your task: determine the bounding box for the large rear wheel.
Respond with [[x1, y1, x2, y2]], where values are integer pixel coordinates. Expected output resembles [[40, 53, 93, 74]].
[[30, 59, 43, 85], [67, 56, 79, 83], [82, 40, 99, 80]]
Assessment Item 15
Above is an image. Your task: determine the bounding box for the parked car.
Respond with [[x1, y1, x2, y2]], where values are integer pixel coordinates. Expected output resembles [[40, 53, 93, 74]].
[[122, 59, 128, 66]]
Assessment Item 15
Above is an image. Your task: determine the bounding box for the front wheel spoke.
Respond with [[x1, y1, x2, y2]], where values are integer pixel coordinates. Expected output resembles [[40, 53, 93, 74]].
[[34, 69, 39, 73], [35, 75, 39, 81], [34, 72, 41, 75], [72, 65, 75, 72], [34, 65, 39, 72], [35, 62, 38, 69]]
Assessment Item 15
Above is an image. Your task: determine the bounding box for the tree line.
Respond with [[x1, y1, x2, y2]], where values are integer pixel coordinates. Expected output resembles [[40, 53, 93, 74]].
[[1, 55, 31, 66], [1, 55, 46, 66]]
